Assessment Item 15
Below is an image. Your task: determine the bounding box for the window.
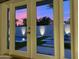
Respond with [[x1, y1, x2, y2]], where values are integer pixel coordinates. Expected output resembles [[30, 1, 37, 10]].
[[36, 0, 54, 55], [7, 8, 10, 49], [63, 0, 71, 58], [1, 0, 77, 58], [15, 5, 27, 51]]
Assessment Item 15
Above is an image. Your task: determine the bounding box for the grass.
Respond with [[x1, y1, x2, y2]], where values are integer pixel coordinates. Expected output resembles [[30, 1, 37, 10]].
[[37, 36, 71, 49], [15, 36, 50, 50], [15, 36, 71, 50], [15, 41, 26, 50], [37, 36, 50, 45], [64, 43, 71, 49]]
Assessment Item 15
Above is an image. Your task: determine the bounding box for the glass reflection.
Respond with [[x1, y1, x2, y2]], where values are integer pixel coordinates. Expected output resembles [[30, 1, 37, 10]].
[[7, 8, 10, 49], [15, 5, 27, 51], [64, 0, 71, 58], [40, 26, 45, 36], [36, 1, 54, 55]]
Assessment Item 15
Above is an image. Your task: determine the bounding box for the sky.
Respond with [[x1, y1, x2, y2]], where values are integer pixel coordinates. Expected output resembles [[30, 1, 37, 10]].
[[15, 0, 70, 33], [16, 0, 70, 24]]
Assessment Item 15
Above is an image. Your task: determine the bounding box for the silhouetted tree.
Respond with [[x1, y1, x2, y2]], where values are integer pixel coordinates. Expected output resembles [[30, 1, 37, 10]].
[[64, 18, 70, 24], [37, 17, 52, 25], [23, 18, 27, 26], [15, 19, 19, 26]]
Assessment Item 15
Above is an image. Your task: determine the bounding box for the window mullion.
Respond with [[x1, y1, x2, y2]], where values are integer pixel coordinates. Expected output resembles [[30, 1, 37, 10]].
[[70, 0, 78, 59], [54, 0, 64, 59], [58, 0, 64, 59], [28, 0, 36, 58], [0, 5, 2, 55], [9, 3, 15, 55]]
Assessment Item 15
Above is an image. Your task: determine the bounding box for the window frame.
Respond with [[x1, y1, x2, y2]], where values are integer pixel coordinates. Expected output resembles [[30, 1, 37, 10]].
[[0, 1, 10, 54], [0, 0, 78, 59], [9, 0, 31, 57]]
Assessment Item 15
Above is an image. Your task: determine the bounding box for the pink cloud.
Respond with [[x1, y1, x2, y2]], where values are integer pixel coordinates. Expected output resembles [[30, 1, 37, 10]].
[[15, 11, 27, 26], [16, 19, 24, 26], [16, 12, 27, 20], [15, 10, 27, 26]]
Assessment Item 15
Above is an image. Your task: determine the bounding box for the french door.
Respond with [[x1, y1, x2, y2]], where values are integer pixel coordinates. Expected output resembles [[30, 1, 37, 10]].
[[9, 0, 31, 57], [1, 0, 31, 58], [0, 0, 77, 59]]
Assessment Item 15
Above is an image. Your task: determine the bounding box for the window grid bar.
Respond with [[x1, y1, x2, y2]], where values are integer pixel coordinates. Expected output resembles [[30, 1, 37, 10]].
[[0, 0, 78, 59], [53, 0, 64, 59], [70, 0, 78, 59]]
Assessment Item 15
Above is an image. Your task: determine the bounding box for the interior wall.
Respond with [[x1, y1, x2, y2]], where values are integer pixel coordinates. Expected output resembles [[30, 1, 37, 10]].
[[0, 5, 2, 55]]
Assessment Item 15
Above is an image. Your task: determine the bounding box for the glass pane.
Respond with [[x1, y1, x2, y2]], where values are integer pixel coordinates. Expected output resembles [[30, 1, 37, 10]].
[[7, 8, 10, 49], [64, 0, 71, 59], [15, 5, 27, 51], [36, 0, 54, 55]]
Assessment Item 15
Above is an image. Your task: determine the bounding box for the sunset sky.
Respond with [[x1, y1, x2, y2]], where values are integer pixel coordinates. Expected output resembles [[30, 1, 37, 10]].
[[15, 0, 70, 33], [16, 0, 70, 22]]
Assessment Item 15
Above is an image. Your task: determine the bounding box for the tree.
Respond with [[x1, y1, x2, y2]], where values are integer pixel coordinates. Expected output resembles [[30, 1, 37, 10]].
[[23, 18, 27, 26], [37, 17, 52, 25], [15, 19, 19, 26], [64, 18, 70, 24]]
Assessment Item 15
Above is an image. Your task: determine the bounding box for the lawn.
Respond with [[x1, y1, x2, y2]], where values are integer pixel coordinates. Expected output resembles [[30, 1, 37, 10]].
[[15, 41, 26, 50], [15, 36, 71, 50]]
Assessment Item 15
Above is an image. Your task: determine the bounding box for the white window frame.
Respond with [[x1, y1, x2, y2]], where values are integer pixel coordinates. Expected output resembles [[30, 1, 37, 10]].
[[9, 0, 31, 57], [0, 1, 10, 55], [0, 0, 78, 59]]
